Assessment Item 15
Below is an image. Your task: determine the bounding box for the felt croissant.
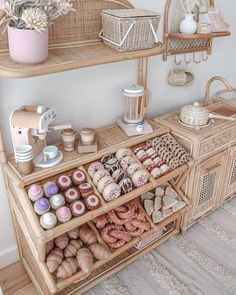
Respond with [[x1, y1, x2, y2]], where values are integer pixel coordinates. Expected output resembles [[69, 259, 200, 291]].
[[79, 225, 97, 245], [64, 240, 83, 257], [89, 243, 110, 260], [55, 233, 69, 250], [67, 227, 80, 239], [46, 248, 63, 273], [76, 248, 93, 273], [46, 240, 54, 255], [56, 258, 78, 279]]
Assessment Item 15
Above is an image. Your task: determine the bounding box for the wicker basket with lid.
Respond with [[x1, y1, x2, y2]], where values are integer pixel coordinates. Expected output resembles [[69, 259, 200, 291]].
[[100, 9, 161, 52]]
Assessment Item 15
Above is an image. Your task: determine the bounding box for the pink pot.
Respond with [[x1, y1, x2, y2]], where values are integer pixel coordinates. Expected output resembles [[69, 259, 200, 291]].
[[8, 27, 48, 64]]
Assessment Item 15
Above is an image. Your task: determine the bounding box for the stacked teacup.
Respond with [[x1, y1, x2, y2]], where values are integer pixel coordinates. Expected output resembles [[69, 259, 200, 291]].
[[15, 145, 34, 175]]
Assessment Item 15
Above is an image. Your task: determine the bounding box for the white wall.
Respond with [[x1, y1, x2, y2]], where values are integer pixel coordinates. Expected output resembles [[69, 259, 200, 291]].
[[0, 0, 235, 268]]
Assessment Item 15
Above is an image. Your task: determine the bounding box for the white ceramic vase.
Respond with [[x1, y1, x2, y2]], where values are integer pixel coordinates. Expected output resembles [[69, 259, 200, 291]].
[[179, 14, 197, 35]]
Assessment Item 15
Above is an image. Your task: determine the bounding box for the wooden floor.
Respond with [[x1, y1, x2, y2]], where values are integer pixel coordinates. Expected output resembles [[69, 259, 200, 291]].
[[1, 198, 236, 295]]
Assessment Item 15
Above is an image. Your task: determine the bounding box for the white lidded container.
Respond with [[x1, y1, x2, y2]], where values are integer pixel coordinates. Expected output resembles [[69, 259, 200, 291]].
[[122, 84, 151, 124]]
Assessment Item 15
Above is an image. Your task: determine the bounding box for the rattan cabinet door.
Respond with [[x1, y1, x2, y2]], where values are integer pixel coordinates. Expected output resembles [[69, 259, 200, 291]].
[[223, 145, 236, 202], [190, 151, 227, 222]]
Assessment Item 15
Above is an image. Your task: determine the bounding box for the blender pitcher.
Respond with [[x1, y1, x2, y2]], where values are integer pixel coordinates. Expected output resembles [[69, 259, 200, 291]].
[[122, 84, 152, 124]]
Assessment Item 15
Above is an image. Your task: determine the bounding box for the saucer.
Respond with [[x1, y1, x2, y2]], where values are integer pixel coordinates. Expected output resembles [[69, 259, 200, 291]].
[[34, 151, 63, 168]]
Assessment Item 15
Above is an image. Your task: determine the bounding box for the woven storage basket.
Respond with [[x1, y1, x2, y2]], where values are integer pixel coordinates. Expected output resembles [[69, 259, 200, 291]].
[[100, 9, 161, 52]]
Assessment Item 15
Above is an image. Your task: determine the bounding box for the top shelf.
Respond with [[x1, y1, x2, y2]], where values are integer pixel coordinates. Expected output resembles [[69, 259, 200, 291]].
[[167, 31, 231, 40], [0, 42, 164, 78]]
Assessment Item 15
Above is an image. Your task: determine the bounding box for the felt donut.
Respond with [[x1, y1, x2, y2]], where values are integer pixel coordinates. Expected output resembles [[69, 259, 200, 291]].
[[88, 162, 104, 178], [71, 170, 86, 186], [115, 148, 131, 161]]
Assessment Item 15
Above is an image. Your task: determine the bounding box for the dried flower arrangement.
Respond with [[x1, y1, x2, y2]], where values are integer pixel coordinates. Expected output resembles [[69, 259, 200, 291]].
[[180, 0, 194, 14], [0, 0, 75, 32]]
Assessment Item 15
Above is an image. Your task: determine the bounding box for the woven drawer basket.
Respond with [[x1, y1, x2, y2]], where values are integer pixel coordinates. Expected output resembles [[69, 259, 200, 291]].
[[100, 9, 161, 52]]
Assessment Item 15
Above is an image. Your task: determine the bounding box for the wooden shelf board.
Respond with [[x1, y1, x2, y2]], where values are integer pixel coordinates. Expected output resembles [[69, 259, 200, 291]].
[[167, 31, 231, 40], [0, 42, 164, 78], [43, 163, 189, 240], [8, 121, 170, 187]]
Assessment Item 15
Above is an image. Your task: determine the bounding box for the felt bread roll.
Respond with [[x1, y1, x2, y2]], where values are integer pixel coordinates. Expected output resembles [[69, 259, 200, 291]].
[[46, 240, 54, 255], [79, 225, 97, 245], [76, 248, 93, 273], [89, 243, 111, 260], [55, 233, 69, 250], [46, 248, 63, 273], [56, 258, 78, 279], [67, 227, 80, 239], [64, 240, 83, 257]]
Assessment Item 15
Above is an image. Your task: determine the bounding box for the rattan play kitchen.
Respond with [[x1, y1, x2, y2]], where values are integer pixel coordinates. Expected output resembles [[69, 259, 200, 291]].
[[0, 1, 233, 295], [156, 76, 236, 229]]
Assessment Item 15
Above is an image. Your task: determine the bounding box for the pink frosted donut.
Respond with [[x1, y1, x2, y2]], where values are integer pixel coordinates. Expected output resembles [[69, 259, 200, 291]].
[[70, 200, 86, 217], [88, 162, 104, 178], [84, 194, 100, 210], [72, 170, 86, 186], [63, 187, 80, 204], [56, 175, 72, 191], [120, 156, 135, 170]]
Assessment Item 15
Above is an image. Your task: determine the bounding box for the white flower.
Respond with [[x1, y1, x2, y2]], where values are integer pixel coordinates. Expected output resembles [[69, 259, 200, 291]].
[[21, 7, 48, 31]]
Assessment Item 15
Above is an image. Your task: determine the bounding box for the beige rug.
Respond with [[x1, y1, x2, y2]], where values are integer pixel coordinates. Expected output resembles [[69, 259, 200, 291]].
[[85, 199, 236, 295]]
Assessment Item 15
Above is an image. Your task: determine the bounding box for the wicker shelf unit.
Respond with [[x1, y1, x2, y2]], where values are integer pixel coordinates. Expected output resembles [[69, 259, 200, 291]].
[[5, 122, 192, 295], [163, 0, 231, 61]]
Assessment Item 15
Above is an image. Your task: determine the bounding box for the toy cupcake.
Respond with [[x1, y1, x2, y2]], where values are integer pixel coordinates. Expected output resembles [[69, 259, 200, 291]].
[[56, 206, 72, 223], [28, 184, 44, 202], [70, 200, 86, 217], [84, 194, 100, 210], [40, 212, 57, 230], [34, 198, 50, 215], [63, 187, 80, 204], [44, 182, 59, 198], [56, 175, 72, 191], [50, 194, 65, 210], [71, 170, 86, 186]]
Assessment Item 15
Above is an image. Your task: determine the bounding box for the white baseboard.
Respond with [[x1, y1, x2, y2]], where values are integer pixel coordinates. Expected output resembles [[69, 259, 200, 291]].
[[0, 245, 19, 269]]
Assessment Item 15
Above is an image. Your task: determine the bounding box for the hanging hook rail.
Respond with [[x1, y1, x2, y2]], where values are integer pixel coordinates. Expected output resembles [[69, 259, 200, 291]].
[[193, 52, 201, 63], [174, 55, 182, 65], [202, 51, 208, 61]]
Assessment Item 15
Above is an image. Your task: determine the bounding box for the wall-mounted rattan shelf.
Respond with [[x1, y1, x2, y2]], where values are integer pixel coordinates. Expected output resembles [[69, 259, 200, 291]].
[[167, 31, 231, 40], [0, 42, 164, 78]]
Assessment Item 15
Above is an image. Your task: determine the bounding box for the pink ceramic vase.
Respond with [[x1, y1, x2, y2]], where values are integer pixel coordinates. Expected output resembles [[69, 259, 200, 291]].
[[7, 26, 49, 64]]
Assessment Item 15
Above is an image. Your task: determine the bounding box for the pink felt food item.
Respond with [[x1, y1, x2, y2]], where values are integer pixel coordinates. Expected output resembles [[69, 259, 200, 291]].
[[56, 206, 72, 223], [28, 184, 44, 202], [72, 169, 86, 186], [70, 200, 86, 217], [56, 175, 72, 191], [64, 187, 80, 204]]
